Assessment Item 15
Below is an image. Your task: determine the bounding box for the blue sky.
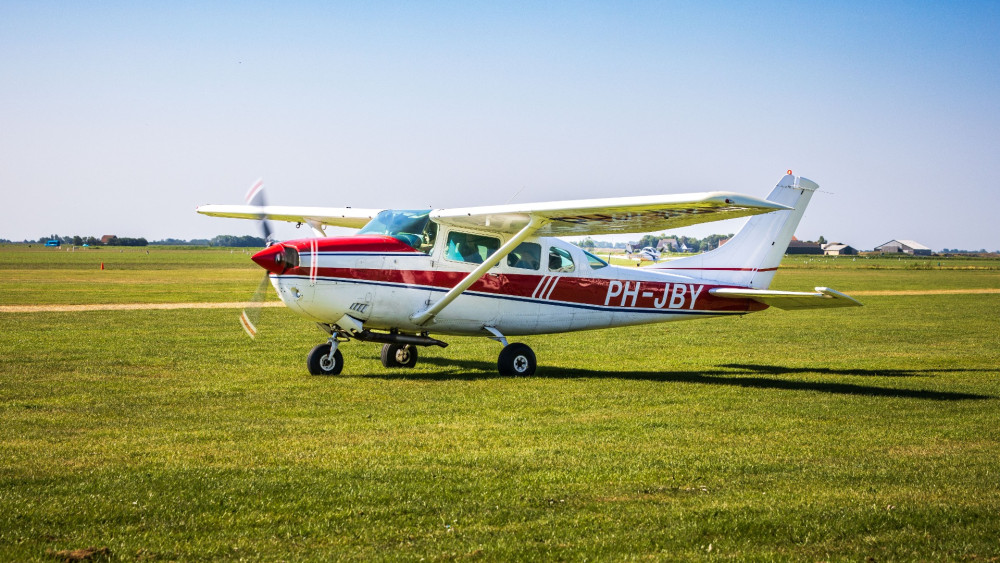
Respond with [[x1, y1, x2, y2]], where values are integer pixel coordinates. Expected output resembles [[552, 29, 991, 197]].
[[2, 1, 998, 250]]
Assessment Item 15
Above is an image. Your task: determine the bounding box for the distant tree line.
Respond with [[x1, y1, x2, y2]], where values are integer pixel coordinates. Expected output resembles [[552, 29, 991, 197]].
[[579, 233, 736, 253], [153, 238, 211, 246], [24, 234, 265, 247], [29, 234, 150, 247], [206, 235, 266, 247], [942, 248, 998, 254], [148, 235, 264, 247]]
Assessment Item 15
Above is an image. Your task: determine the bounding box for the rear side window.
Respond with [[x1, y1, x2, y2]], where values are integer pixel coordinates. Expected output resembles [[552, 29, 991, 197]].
[[584, 250, 608, 269], [548, 247, 575, 272], [507, 242, 541, 270], [445, 231, 500, 264]]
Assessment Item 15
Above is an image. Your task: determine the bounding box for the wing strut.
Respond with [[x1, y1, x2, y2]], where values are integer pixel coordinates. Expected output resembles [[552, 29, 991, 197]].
[[411, 215, 548, 326]]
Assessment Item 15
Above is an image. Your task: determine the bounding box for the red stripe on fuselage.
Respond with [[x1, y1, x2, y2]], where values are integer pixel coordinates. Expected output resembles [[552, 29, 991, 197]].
[[280, 265, 764, 313]]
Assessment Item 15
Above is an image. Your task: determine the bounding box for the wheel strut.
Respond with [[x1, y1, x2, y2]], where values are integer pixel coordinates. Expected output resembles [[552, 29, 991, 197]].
[[321, 335, 340, 370]]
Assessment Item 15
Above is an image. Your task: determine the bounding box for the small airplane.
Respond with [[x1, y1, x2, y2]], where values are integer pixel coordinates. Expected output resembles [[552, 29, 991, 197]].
[[197, 171, 860, 376], [626, 244, 661, 263]]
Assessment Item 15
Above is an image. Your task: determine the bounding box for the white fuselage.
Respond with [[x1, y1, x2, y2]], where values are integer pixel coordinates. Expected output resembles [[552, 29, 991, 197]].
[[266, 234, 757, 337]]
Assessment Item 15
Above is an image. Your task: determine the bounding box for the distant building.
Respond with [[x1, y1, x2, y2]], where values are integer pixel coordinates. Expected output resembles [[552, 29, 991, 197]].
[[875, 239, 932, 256], [716, 237, 731, 249], [656, 237, 678, 252], [655, 237, 691, 252], [786, 240, 823, 255], [101, 235, 116, 244], [822, 243, 857, 256]]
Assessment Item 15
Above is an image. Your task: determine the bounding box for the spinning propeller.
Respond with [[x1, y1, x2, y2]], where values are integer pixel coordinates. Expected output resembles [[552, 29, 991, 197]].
[[240, 179, 275, 339]]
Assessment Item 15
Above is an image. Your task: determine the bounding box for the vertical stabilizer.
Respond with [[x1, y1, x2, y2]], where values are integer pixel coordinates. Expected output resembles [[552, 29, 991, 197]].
[[650, 173, 819, 288]]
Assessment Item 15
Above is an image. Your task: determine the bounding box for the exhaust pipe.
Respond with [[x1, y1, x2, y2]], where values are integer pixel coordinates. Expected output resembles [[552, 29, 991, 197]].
[[352, 330, 448, 348]]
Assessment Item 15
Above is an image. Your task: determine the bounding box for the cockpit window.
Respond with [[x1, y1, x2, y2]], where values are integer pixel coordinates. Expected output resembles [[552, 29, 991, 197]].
[[584, 250, 608, 269], [358, 209, 436, 253]]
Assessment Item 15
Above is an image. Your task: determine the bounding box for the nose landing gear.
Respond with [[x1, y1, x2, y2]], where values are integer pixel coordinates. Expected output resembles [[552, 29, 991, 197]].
[[307, 325, 446, 375], [307, 340, 344, 376]]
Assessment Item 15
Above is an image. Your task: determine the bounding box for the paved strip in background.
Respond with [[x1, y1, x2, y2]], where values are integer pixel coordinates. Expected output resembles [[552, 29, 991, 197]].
[[2, 289, 998, 313], [848, 289, 1000, 296], [0, 302, 286, 313]]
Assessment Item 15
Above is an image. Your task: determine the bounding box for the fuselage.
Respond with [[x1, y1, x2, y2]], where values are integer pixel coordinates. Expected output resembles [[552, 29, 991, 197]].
[[253, 233, 765, 337]]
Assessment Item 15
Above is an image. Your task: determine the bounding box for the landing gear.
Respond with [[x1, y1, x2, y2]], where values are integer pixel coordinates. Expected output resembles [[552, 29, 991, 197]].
[[306, 325, 445, 375], [381, 343, 418, 368], [498, 342, 536, 376], [307, 341, 343, 376]]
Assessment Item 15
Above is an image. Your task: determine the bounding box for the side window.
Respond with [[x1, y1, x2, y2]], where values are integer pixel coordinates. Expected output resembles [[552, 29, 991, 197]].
[[584, 250, 608, 269], [506, 242, 541, 270], [419, 221, 438, 254], [548, 247, 575, 272], [445, 231, 500, 264]]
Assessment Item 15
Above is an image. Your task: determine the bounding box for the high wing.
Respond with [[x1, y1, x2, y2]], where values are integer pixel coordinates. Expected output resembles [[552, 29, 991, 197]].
[[432, 191, 790, 236], [710, 287, 863, 310], [196, 205, 383, 230], [198, 191, 787, 236]]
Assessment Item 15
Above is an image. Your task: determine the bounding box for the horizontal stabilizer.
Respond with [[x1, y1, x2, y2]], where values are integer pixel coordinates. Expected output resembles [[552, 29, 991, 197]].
[[710, 286, 862, 310]]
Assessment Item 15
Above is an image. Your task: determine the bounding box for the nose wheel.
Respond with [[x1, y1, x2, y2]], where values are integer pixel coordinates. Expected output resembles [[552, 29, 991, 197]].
[[307, 342, 343, 376], [498, 343, 536, 376]]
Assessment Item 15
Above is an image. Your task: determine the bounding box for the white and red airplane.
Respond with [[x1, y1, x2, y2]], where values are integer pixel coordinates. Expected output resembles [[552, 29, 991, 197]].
[[197, 172, 860, 376]]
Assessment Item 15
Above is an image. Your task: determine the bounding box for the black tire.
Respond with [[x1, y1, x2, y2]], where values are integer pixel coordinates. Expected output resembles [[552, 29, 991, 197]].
[[498, 343, 536, 376], [381, 343, 418, 368], [307, 343, 343, 376]]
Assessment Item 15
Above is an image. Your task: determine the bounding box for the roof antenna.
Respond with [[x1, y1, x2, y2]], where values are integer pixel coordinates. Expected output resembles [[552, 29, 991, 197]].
[[505, 185, 526, 205]]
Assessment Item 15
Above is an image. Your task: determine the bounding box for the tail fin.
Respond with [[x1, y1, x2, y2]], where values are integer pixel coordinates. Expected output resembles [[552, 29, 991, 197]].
[[650, 173, 819, 289]]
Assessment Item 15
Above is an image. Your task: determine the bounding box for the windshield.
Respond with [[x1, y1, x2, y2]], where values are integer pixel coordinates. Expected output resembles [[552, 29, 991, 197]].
[[358, 209, 436, 253]]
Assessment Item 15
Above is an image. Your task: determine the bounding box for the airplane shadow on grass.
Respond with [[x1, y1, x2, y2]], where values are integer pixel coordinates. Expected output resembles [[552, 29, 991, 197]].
[[370, 357, 995, 401]]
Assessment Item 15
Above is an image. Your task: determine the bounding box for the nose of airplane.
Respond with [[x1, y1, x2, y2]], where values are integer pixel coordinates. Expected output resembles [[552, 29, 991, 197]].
[[252, 244, 288, 274]]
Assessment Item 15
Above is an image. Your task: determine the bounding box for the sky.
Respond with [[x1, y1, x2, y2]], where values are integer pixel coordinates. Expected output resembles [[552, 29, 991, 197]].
[[2, 1, 998, 251]]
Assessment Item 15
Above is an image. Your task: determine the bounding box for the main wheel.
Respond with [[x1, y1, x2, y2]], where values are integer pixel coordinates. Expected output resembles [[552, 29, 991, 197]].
[[307, 343, 343, 376], [381, 343, 418, 368], [498, 343, 536, 376]]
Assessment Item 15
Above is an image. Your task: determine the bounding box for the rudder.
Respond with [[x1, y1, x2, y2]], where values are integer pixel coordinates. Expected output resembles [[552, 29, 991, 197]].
[[650, 173, 819, 289]]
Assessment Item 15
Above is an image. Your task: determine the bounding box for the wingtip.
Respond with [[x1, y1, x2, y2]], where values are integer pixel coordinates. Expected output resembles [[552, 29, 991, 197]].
[[815, 287, 863, 307]]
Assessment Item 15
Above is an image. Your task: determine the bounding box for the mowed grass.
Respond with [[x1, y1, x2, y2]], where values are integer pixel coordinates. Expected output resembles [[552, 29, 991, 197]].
[[0, 246, 259, 305], [1, 246, 999, 560]]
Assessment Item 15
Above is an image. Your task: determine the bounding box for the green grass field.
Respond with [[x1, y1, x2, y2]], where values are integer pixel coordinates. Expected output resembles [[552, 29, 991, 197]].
[[1, 245, 999, 560]]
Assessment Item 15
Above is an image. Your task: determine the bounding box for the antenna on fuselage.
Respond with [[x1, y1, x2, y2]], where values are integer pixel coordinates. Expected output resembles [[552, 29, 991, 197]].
[[505, 185, 527, 205]]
